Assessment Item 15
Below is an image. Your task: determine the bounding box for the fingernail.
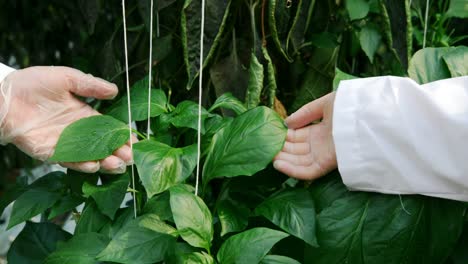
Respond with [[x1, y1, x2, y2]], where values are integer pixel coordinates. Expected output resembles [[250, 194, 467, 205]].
[[283, 120, 289, 128], [273, 160, 280, 170], [126, 160, 134, 166]]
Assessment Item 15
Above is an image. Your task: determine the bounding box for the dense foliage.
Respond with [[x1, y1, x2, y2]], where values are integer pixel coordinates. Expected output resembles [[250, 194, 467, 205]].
[[1, 0, 467, 263]]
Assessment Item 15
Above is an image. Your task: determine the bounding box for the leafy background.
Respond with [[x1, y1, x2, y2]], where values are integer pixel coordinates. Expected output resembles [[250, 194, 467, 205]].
[[0, 0, 467, 263]]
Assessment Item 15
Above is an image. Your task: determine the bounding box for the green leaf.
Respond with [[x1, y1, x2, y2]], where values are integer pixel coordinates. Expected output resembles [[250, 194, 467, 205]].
[[442, 46, 468, 78], [7, 222, 71, 264], [97, 218, 176, 264], [134, 140, 197, 197], [245, 52, 264, 109], [137, 213, 178, 236], [44, 233, 109, 264], [170, 101, 212, 133], [269, 0, 293, 62], [75, 201, 110, 235], [8, 188, 62, 229], [170, 185, 213, 251], [359, 24, 382, 63], [48, 194, 84, 220], [208, 93, 247, 115], [203, 107, 286, 183], [333, 68, 359, 91], [408, 47, 452, 84], [218, 198, 250, 236], [82, 173, 129, 219], [143, 191, 173, 221], [99, 208, 135, 238], [305, 176, 466, 264], [346, 0, 370, 20], [261, 255, 302, 264], [291, 46, 337, 111], [107, 76, 168, 122], [181, 0, 231, 89], [446, 0, 468, 18], [210, 35, 249, 107], [217, 227, 289, 264], [177, 252, 214, 264], [49, 115, 130, 162], [256, 188, 318, 246]]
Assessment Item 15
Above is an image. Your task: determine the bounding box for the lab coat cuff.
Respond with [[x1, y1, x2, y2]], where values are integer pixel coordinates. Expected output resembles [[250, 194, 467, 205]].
[[332, 79, 365, 190], [0, 63, 15, 84]]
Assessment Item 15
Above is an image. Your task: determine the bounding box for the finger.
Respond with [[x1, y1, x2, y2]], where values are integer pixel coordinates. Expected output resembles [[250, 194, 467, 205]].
[[113, 144, 133, 165], [273, 160, 323, 180], [285, 94, 330, 129], [274, 151, 312, 166], [60, 161, 100, 173], [57, 67, 118, 100], [282, 142, 310, 155], [127, 134, 139, 146], [100, 155, 127, 174], [286, 129, 309, 143]]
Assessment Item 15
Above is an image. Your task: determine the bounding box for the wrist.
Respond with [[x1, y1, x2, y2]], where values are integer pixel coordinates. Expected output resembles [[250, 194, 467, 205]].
[[0, 66, 15, 144]]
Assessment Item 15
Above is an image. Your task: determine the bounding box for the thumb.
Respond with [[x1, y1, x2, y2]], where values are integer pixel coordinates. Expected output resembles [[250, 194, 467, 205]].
[[285, 94, 328, 129], [57, 67, 118, 100]]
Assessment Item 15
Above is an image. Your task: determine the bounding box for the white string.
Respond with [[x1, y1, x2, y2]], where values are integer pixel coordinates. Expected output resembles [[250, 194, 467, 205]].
[[195, 0, 206, 196], [147, 0, 154, 139], [122, 0, 137, 218], [423, 0, 430, 48]]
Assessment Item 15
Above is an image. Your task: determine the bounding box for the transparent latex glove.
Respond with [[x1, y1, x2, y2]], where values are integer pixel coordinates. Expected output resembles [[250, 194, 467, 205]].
[[274, 92, 337, 180], [0, 66, 136, 174]]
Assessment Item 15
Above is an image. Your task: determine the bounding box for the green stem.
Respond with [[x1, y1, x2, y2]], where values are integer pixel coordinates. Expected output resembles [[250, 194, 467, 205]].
[[132, 129, 147, 140]]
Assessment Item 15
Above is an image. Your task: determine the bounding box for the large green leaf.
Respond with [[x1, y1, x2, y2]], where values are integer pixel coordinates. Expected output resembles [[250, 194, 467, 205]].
[[255, 188, 318, 246], [49, 115, 129, 162], [44, 233, 109, 264], [442, 46, 468, 78], [8, 188, 62, 229], [217, 227, 289, 264], [203, 106, 287, 184], [82, 173, 129, 219], [291, 46, 337, 110], [175, 252, 214, 264], [170, 185, 213, 251], [305, 176, 466, 264], [181, 0, 231, 89], [169, 101, 212, 133], [75, 201, 110, 235], [208, 93, 247, 115], [97, 215, 177, 264], [359, 24, 382, 63], [332, 68, 359, 91], [107, 76, 168, 122], [143, 191, 173, 222], [99, 208, 135, 239], [245, 52, 264, 109], [346, 0, 370, 20], [7, 222, 71, 264], [48, 194, 84, 220], [408, 47, 452, 84], [261, 255, 302, 264], [218, 198, 250, 236], [446, 0, 468, 18], [134, 140, 197, 197]]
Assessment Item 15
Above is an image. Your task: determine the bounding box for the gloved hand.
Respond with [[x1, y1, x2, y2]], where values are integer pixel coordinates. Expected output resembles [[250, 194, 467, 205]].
[[0, 66, 135, 174], [274, 92, 337, 180]]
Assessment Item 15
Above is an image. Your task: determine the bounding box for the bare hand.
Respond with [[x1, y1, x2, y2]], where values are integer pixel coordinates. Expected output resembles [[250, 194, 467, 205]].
[[273, 92, 337, 180]]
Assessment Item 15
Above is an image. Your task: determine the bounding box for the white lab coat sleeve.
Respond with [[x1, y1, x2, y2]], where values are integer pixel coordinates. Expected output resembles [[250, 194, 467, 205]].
[[0, 63, 15, 84], [333, 75, 468, 202]]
